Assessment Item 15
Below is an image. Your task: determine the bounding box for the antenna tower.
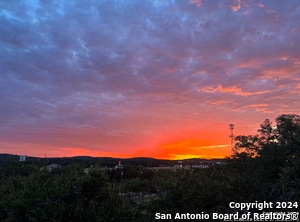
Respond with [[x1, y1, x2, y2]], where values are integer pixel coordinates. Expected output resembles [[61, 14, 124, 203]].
[[229, 124, 235, 152]]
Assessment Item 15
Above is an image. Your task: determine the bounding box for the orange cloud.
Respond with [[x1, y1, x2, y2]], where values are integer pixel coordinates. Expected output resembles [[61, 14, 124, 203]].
[[230, 0, 241, 12], [201, 84, 269, 96], [157, 137, 231, 159], [167, 145, 231, 160], [190, 0, 202, 7], [241, 104, 268, 108], [262, 65, 300, 78], [257, 3, 264, 8], [238, 104, 272, 113]]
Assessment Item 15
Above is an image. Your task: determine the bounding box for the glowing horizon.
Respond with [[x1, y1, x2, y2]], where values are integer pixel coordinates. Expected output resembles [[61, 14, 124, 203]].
[[1, 0, 300, 160]]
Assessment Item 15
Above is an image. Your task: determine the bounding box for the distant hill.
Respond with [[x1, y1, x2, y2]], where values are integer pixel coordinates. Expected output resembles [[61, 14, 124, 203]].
[[0, 153, 226, 167]]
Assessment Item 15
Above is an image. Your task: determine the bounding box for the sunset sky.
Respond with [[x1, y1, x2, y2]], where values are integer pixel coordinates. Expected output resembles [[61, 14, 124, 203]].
[[1, 0, 300, 159]]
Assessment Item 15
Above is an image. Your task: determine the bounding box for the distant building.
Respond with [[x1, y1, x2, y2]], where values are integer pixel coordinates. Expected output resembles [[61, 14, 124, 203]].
[[19, 155, 26, 162], [40, 163, 62, 172], [191, 164, 209, 169], [114, 161, 124, 169], [147, 166, 173, 171]]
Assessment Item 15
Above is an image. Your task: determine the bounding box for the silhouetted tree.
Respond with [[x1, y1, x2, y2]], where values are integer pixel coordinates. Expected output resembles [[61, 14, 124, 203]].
[[231, 113, 300, 202]]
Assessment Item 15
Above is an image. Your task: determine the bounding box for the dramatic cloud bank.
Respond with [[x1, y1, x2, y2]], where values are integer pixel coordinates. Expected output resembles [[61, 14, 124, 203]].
[[1, 0, 300, 159]]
